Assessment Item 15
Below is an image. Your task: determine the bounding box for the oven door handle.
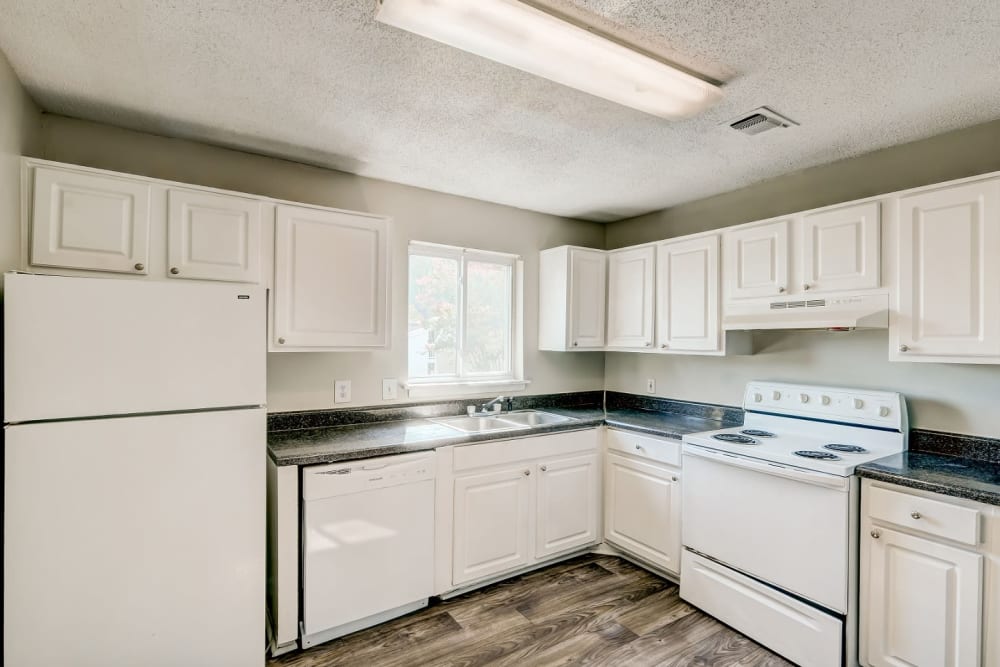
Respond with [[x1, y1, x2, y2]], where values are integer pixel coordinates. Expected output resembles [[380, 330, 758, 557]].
[[683, 445, 850, 491]]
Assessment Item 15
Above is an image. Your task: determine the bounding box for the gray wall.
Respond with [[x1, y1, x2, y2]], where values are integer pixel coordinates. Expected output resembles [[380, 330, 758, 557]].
[[38, 115, 607, 411], [604, 119, 1000, 438], [0, 49, 40, 290]]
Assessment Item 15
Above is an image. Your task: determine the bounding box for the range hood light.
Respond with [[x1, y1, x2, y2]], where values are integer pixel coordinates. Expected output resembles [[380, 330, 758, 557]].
[[375, 0, 723, 119]]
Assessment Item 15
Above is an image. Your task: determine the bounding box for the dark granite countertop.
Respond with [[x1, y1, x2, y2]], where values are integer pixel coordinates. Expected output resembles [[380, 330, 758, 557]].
[[267, 405, 733, 467], [857, 452, 1000, 507], [268, 407, 606, 467], [604, 408, 734, 440]]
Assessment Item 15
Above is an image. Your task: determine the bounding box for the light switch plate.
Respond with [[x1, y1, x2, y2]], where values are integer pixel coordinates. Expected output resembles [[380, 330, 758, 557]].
[[382, 378, 398, 401], [334, 379, 352, 403], [646, 378, 656, 393]]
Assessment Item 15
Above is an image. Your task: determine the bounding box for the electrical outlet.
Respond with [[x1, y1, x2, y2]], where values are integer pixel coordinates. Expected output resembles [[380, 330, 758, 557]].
[[646, 378, 656, 393], [334, 380, 352, 404], [382, 378, 398, 401]]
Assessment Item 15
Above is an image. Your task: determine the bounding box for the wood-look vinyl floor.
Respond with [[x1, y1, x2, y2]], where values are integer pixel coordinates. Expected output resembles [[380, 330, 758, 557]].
[[270, 555, 795, 667]]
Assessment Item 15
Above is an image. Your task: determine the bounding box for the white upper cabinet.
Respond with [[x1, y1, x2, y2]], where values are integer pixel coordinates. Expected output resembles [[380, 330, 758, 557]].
[[538, 246, 606, 350], [606, 245, 655, 349], [894, 178, 1000, 361], [656, 235, 720, 353], [722, 218, 790, 300], [272, 204, 390, 350], [166, 188, 262, 283], [30, 166, 151, 274], [802, 201, 880, 293]]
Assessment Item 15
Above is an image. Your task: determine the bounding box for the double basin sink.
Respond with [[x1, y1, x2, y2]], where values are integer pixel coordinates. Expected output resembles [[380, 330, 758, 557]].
[[431, 410, 575, 434]]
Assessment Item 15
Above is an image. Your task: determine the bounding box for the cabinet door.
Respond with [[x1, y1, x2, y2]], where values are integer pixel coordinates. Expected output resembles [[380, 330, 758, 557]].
[[802, 201, 880, 293], [453, 466, 532, 586], [722, 219, 790, 299], [606, 245, 655, 348], [568, 248, 607, 349], [866, 527, 982, 667], [166, 188, 262, 283], [30, 166, 151, 274], [656, 235, 720, 352], [897, 179, 1000, 359], [604, 453, 681, 574], [273, 204, 389, 349], [535, 453, 598, 559]]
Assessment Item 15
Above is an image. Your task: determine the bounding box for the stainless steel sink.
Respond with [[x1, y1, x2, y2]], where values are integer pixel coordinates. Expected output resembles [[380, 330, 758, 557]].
[[431, 410, 576, 433], [496, 411, 575, 427], [430, 415, 528, 434]]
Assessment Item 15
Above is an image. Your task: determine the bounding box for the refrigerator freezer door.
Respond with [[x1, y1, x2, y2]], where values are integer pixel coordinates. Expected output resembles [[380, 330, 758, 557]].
[[3, 272, 265, 423], [3, 408, 265, 667]]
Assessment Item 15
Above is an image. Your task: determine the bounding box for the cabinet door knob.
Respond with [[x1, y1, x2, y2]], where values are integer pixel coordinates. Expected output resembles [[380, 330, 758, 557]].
[[899, 345, 909, 352], [635, 444, 643, 450], [910, 511, 921, 520], [523, 469, 531, 476], [540, 465, 547, 472], [170, 267, 180, 275], [671, 476, 678, 482], [660, 343, 668, 349], [870, 529, 881, 539], [777, 286, 786, 293], [278, 337, 286, 345], [133, 263, 144, 271], [644, 342, 652, 347], [803, 284, 811, 291]]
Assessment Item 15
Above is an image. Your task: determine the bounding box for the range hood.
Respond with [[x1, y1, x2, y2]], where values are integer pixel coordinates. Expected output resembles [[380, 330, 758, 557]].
[[723, 292, 889, 331]]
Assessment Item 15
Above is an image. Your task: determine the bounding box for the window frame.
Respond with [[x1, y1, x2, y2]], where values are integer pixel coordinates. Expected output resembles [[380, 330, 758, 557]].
[[405, 241, 526, 397]]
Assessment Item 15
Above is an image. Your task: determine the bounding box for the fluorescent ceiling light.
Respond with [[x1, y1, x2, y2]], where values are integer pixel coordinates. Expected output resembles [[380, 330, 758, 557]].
[[375, 0, 722, 120]]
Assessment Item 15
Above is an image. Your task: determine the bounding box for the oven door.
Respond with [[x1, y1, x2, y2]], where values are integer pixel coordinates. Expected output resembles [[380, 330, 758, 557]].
[[682, 444, 851, 613]]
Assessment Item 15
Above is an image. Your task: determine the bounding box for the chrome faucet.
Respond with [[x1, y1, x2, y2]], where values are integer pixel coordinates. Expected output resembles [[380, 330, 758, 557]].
[[479, 396, 505, 414]]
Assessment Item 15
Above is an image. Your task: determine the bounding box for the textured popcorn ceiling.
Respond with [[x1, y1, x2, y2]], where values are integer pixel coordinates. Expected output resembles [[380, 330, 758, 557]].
[[1, 1, 998, 221]]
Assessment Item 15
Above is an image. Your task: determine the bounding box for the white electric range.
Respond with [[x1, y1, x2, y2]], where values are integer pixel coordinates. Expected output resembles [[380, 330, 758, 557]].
[[680, 382, 907, 667]]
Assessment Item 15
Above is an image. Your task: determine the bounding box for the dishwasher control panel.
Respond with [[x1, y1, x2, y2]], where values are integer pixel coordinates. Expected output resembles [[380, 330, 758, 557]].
[[303, 451, 436, 500]]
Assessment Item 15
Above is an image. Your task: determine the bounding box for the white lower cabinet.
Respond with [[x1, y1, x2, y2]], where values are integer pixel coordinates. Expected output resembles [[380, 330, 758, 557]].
[[861, 479, 999, 667], [448, 430, 601, 589], [452, 466, 533, 586], [603, 437, 681, 574], [536, 453, 599, 559]]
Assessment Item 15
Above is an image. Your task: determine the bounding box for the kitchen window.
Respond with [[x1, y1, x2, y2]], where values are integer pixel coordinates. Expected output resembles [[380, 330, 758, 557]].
[[406, 241, 526, 397]]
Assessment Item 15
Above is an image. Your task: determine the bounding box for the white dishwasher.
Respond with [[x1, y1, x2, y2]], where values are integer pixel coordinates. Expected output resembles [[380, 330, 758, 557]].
[[301, 451, 436, 648]]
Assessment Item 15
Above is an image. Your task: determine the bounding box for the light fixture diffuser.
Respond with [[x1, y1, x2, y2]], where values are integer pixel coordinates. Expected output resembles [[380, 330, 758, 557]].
[[375, 0, 722, 120]]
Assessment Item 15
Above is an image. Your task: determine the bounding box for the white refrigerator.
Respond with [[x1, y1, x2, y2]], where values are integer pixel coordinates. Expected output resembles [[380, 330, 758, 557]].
[[3, 272, 266, 667]]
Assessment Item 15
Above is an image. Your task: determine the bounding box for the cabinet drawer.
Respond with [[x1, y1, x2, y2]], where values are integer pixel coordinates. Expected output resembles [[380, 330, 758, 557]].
[[453, 429, 599, 472], [606, 429, 681, 467], [868, 485, 980, 546]]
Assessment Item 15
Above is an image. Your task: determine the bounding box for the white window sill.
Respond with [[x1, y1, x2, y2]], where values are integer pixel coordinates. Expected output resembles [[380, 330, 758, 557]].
[[401, 379, 531, 400]]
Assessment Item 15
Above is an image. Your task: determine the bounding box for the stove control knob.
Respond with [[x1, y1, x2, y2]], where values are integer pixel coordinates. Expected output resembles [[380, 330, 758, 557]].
[[879, 406, 890, 418], [772, 391, 781, 400], [821, 395, 831, 406], [753, 392, 763, 403], [799, 393, 809, 404], [853, 398, 864, 410]]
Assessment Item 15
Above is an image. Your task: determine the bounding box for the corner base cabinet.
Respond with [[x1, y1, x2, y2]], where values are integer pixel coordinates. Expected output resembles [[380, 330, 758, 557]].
[[860, 479, 1000, 667], [443, 430, 601, 591], [272, 204, 390, 350]]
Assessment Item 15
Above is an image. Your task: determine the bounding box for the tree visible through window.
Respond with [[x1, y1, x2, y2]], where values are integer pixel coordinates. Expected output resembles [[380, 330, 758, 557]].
[[408, 243, 516, 382]]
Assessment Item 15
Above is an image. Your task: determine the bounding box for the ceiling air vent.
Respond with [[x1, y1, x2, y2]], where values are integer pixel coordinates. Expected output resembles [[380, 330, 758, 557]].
[[728, 107, 798, 136]]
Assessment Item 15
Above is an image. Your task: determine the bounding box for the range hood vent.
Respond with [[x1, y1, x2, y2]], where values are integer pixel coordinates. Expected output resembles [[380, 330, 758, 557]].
[[724, 292, 889, 331]]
